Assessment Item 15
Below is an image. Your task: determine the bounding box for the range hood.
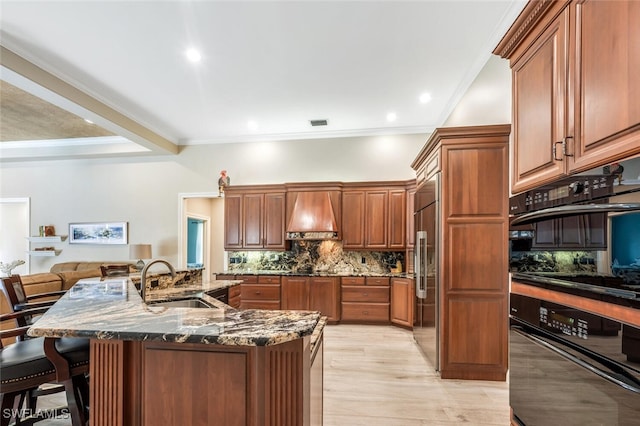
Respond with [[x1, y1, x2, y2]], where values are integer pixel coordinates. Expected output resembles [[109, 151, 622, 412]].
[[286, 191, 339, 240]]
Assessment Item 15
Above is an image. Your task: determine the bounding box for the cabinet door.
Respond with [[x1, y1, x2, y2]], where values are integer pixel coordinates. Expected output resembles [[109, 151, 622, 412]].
[[391, 278, 413, 328], [281, 277, 308, 310], [584, 212, 607, 249], [511, 9, 569, 192], [365, 190, 388, 248], [558, 215, 584, 247], [242, 194, 263, 248], [309, 277, 340, 323], [388, 190, 406, 249], [342, 191, 365, 249], [263, 192, 286, 250], [570, 0, 640, 172], [224, 194, 243, 249], [532, 219, 557, 248]]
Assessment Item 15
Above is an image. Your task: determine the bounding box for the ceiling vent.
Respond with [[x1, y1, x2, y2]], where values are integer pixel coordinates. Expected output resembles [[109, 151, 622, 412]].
[[309, 119, 328, 127]]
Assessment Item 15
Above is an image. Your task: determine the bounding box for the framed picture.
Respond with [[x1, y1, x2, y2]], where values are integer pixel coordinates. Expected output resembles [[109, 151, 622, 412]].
[[69, 222, 128, 245]]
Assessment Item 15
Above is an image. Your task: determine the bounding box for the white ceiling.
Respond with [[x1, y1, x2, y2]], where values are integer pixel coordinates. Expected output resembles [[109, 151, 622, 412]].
[[0, 0, 526, 156]]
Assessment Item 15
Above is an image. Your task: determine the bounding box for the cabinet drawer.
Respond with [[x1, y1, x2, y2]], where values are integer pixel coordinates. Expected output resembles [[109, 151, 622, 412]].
[[228, 285, 241, 298], [342, 286, 389, 303], [216, 274, 235, 280], [258, 275, 281, 284], [365, 277, 390, 287], [241, 284, 280, 300], [341, 302, 389, 322], [240, 300, 280, 310], [341, 277, 365, 286], [239, 275, 258, 284]]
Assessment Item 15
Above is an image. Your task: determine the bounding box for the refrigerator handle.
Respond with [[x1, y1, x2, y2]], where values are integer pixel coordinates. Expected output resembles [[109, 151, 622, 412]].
[[416, 231, 427, 298], [414, 233, 420, 297]]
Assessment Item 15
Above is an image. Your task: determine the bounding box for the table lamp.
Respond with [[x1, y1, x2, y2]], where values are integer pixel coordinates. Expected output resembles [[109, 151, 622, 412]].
[[130, 244, 152, 271]]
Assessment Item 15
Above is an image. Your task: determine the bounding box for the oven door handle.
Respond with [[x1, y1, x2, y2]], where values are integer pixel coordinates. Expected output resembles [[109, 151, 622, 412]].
[[512, 325, 640, 393]]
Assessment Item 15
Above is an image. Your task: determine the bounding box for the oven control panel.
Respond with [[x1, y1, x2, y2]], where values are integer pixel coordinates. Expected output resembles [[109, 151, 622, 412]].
[[540, 307, 589, 339], [509, 175, 616, 215]]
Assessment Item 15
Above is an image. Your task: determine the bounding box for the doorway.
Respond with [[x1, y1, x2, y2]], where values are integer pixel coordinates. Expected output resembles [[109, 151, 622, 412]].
[[178, 193, 225, 280], [0, 198, 31, 274], [187, 217, 205, 268]]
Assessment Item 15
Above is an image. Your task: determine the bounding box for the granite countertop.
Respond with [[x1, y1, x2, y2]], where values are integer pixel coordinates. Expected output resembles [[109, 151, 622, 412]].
[[217, 270, 412, 278], [27, 277, 322, 347]]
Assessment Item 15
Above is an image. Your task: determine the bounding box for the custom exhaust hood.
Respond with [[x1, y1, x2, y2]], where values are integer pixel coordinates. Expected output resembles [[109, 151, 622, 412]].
[[286, 191, 339, 240]]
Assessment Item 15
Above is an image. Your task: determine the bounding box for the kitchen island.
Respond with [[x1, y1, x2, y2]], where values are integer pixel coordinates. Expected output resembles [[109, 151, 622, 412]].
[[28, 277, 324, 426]]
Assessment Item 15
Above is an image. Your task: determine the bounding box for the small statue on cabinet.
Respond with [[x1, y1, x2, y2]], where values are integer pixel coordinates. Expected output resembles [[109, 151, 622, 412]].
[[218, 170, 230, 196]]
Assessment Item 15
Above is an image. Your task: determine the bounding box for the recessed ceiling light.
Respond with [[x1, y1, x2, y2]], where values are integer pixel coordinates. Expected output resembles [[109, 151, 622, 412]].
[[247, 120, 258, 130], [419, 93, 432, 104], [386, 112, 397, 122], [84, 118, 94, 124], [185, 48, 202, 63]]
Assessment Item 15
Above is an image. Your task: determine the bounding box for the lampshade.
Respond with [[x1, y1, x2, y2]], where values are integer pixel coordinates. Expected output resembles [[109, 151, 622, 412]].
[[130, 244, 152, 260]]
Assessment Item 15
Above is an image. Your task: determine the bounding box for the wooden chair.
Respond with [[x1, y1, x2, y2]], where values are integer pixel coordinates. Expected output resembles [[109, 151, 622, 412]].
[[1, 276, 90, 425], [100, 264, 130, 277], [0, 308, 90, 426], [1, 275, 66, 337]]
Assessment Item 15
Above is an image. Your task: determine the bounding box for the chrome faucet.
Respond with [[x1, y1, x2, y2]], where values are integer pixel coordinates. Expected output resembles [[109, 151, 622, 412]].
[[140, 259, 176, 302]]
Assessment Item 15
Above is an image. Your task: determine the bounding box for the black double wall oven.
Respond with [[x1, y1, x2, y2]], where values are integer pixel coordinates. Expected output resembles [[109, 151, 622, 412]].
[[509, 165, 640, 426]]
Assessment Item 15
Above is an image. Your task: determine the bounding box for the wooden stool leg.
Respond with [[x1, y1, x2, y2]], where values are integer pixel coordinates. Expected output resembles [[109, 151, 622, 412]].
[[63, 378, 86, 426]]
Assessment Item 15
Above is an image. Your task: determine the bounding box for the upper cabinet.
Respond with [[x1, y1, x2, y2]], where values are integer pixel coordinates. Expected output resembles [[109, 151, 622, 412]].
[[342, 183, 407, 250], [494, 0, 640, 193], [224, 185, 287, 251], [224, 181, 412, 251]]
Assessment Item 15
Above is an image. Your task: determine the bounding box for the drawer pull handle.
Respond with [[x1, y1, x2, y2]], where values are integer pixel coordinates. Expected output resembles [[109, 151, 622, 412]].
[[363, 293, 368, 296], [363, 311, 369, 315], [255, 291, 261, 295]]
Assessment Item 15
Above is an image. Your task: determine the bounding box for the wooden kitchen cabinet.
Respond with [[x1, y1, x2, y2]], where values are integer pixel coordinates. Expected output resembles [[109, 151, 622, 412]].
[[341, 183, 407, 250], [224, 185, 287, 250], [494, 0, 640, 193], [340, 276, 390, 324], [341, 191, 365, 249], [532, 213, 606, 249], [239, 275, 281, 310], [281, 276, 340, 323], [391, 277, 414, 328], [411, 124, 510, 381], [228, 284, 241, 308]]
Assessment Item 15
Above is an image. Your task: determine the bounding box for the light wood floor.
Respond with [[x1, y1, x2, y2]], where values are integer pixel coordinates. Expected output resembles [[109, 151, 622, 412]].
[[32, 324, 509, 425], [323, 324, 509, 426]]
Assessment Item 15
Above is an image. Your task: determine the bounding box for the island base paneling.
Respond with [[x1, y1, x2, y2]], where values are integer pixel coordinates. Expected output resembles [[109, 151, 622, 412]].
[[90, 337, 314, 426]]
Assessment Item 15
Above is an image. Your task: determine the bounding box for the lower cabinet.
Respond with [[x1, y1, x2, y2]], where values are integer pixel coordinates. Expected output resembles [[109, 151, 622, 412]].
[[281, 276, 340, 323], [240, 275, 281, 310], [390, 277, 414, 328], [340, 277, 390, 323], [228, 285, 241, 308]]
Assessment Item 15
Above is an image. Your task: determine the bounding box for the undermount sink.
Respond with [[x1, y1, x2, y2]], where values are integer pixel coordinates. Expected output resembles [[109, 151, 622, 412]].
[[149, 298, 215, 309]]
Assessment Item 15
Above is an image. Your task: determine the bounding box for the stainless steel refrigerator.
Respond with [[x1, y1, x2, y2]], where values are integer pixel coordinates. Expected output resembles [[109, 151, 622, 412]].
[[413, 173, 439, 371]]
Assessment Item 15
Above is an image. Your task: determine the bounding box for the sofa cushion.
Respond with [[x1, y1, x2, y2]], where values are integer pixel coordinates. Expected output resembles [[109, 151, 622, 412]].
[[50, 261, 135, 273], [57, 269, 103, 291]]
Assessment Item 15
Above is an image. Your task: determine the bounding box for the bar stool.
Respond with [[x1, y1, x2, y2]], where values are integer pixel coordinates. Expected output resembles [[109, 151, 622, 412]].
[[1, 276, 90, 425]]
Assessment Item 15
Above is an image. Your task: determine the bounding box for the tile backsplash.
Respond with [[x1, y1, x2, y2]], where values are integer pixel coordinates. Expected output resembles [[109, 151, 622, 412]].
[[510, 250, 598, 274], [227, 240, 404, 275]]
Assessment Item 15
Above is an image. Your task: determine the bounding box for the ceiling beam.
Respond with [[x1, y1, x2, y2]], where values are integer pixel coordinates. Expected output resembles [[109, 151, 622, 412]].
[[0, 45, 178, 155]]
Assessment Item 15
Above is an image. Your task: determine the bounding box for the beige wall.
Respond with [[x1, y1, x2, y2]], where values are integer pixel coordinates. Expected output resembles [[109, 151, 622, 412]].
[[0, 56, 513, 274], [1, 134, 425, 273]]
